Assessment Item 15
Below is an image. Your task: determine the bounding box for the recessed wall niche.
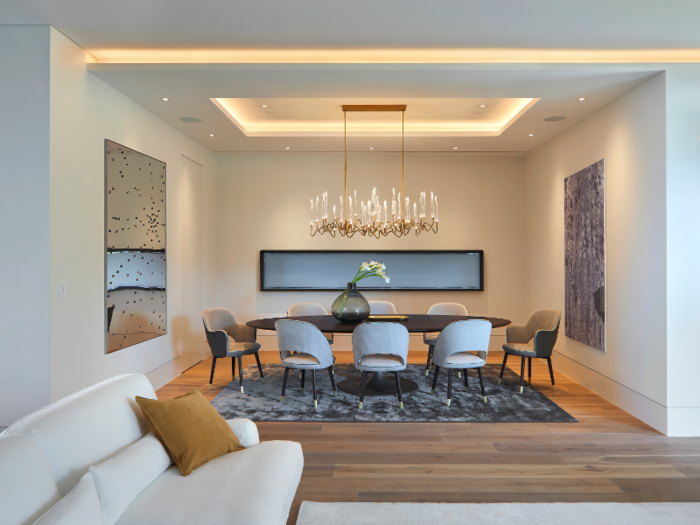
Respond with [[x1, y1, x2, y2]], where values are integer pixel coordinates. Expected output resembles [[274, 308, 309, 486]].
[[105, 140, 166, 353]]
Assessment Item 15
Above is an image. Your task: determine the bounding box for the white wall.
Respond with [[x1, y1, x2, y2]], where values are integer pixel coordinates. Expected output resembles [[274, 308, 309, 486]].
[[48, 28, 217, 402], [215, 152, 528, 353], [523, 73, 668, 433], [0, 26, 51, 425]]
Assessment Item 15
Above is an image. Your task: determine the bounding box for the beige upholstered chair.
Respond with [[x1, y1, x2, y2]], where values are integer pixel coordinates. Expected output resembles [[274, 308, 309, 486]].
[[287, 303, 334, 345], [423, 302, 469, 375], [276, 320, 337, 408], [368, 301, 398, 314], [202, 308, 263, 393], [352, 323, 409, 410], [431, 320, 492, 406], [499, 309, 561, 393]]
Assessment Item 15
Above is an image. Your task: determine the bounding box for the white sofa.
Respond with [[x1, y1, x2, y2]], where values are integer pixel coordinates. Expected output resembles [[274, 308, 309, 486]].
[[0, 374, 304, 525]]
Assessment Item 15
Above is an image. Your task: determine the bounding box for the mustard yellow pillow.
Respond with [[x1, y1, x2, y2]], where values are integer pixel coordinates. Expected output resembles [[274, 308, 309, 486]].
[[135, 389, 243, 476]]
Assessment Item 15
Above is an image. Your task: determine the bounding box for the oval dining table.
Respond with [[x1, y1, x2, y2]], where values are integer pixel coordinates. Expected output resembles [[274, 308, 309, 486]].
[[247, 314, 511, 397]]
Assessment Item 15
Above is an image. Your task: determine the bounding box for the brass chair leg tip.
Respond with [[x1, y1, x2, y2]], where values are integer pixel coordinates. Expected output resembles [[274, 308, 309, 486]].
[[300, 388, 305, 394], [446, 399, 451, 407], [519, 386, 524, 394], [358, 402, 363, 409], [280, 396, 284, 403], [399, 402, 404, 410], [314, 400, 318, 408], [553, 385, 556, 391], [498, 379, 502, 385], [334, 391, 338, 397], [240, 387, 244, 394], [483, 396, 488, 403], [261, 379, 265, 384], [208, 384, 212, 390], [430, 389, 435, 396], [458, 372, 462, 378], [425, 370, 429, 376]]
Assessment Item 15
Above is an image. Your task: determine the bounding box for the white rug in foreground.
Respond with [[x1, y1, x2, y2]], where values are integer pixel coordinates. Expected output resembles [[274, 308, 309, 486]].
[[296, 501, 700, 525]]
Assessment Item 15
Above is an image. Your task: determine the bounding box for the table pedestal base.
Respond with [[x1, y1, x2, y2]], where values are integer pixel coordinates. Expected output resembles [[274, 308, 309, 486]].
[[337, 371, 418, 396]]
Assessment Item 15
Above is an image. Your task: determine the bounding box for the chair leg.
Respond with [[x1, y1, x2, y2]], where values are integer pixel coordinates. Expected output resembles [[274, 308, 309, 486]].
[[425, 345, 434, 375], [446, 369, 453, 406], [359, 371, 367, 409], [312, 369, 318, 408], [431, 366, 441, 395], [254, 352, 265, 384], [498, 353, 508, 385], [394, 371, 403, 409], [477, 367, 487, 402], [464, 368, 469, 391], [238, 355, 244, 393], [209, 357, 217, 389], [280, 367, 290, 402], [300, 370, 306, 394], [327, 367, 337, 397], [519, 356, 525, 394], [528, 357, 532, 382], [231, 356, 236, 380], [547, 357, 556, 391]]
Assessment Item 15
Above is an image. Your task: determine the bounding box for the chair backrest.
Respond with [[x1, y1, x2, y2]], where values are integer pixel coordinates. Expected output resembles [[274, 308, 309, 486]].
[[432, 319, 492, 367], [368, 301, 398, 315], [352, 322, 409, 367], [275, 320, 334, 368], [527, 309, 561, 357], [288, 303, 327, 317], [427, 302, 468, 316], [202, 308, 233, 357]]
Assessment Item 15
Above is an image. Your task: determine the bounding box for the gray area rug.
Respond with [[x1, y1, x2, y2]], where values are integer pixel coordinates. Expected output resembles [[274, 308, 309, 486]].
[[296, 502, 700, 525], [210, 364, 576, 423]]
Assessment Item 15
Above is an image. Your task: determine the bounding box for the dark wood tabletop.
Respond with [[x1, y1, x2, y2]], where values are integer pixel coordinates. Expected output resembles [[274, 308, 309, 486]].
[[246, 314, 511, 332]]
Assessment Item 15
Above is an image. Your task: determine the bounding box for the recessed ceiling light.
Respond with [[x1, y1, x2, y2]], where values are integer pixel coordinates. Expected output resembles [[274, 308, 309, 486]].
[[161, 97, 169, 101], [473, 112, 481, 115], [453, 147, 459, 150], [479, 104, 487, 108], [543, 116, 566, 122], [285, 147, 290, 150], [578, 97, 586, 101], [209, 134, 215, 137], [261, 104, 268, 108], [528, 133, 535, 137], [369, 147, 374, 150]]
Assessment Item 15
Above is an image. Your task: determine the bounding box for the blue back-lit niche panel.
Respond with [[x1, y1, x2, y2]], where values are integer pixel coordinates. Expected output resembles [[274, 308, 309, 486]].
[[260, 251, 483, 291], [105, 140, 166, 354]]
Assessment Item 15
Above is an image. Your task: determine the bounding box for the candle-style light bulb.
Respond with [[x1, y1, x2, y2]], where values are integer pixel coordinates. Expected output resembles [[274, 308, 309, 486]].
[[310, 199, 314, 225], [397, 192, 401, 220], [405, 197, 409, 221], [316, 197, 319, 222], [435, 196, 439, 221], [421, 192, 426, 218], [414, 202, 418, 222], [383, 201, 387, 224], [431, 191, 434, 218]]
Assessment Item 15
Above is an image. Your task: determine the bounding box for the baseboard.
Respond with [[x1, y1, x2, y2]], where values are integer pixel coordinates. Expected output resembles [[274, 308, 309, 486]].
[[552, 351, 669, 435]]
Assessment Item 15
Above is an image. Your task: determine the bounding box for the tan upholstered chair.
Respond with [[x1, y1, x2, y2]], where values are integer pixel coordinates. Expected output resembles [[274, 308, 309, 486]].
[[430, 320, 492, 406], [202, 308, 263, 393], [423, 303, 469, 375], [499, 309, 562, 393], [368, 301, 398, 314]]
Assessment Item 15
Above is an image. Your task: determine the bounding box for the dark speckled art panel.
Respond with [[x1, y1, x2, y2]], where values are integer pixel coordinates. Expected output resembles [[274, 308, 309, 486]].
[[106, 140, 166, 353], [565, 159, 605, 352]]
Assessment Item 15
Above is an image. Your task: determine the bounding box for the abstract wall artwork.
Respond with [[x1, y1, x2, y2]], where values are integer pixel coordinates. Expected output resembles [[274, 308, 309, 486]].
[[105, 140, 166, 353], [564, 159, 606, 352]]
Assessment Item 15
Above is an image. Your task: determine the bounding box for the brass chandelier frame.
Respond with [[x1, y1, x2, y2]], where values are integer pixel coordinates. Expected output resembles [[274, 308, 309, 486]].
[[310, 105, 439, 238]]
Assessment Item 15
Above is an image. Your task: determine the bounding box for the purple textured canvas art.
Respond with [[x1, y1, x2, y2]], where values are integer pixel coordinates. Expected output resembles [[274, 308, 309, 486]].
[[565, 159, 605, 352]]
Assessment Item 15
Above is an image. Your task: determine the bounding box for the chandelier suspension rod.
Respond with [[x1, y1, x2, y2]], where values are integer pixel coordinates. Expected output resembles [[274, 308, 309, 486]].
[[401, 109, 404, 206], [344, 110, 347, 222]]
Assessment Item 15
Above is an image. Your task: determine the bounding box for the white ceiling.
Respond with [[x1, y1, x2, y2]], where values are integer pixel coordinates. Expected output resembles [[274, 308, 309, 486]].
[[2, 0, 700, 51], [89, 65, 659, 152]]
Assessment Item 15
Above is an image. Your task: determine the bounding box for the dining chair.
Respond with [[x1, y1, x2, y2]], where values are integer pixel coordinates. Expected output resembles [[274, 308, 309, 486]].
[[352, 323, 409, 410], [288, 303, 334, 345], [202, 308, 263, 393], [275, 319, 337, 408], [368, 301, 398, 314], [424, 302, 469, 375], [431, 319, 492, 406], [499, 309, 561, 393]]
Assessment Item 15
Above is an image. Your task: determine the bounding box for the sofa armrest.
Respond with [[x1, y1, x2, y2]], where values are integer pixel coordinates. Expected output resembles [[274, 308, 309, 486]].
[[226, 418, 260, 448]]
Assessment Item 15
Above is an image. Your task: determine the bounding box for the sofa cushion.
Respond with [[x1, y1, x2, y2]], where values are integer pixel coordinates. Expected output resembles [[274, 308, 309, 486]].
[[0, 434, 61, 525], [116, 440, 304, 525], [32, 473, 103, 525], [5, 375, 155, 496], [89, 433, 172, 525], [136, 390, 244, 476], [225, 419, 260, 448]]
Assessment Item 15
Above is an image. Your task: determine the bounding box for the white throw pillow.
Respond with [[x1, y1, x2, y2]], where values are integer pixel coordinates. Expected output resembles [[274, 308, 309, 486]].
[[89, 432, 173, 525], [33, 472, 103, 525]]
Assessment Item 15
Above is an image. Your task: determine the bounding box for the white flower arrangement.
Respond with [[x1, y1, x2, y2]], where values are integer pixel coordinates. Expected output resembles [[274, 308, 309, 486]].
[[352, 261, 390, 284]]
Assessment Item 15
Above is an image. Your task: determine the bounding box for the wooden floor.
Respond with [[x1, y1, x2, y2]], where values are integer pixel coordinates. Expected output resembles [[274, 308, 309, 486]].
[[157, 352, 700, 524]]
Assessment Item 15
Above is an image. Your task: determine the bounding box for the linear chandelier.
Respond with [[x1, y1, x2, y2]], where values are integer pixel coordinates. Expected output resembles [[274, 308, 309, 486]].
[[310, 104, 438, 238]]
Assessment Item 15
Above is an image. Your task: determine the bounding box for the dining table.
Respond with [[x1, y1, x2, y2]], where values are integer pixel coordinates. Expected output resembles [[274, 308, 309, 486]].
[[246, 314, 511, 397]]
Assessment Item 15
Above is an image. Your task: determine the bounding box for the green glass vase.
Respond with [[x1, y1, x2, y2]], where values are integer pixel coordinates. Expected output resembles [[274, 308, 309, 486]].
[[332, 282, 370, 323]]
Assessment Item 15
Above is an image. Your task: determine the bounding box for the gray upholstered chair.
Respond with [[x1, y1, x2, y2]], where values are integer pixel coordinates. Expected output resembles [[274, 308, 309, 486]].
[[424, 302, 469, 375], [288, 302, 334, 345], [202, 307, 263, 393], [275, 319, 337, 408], [499, 309, 562, 393], [368, 301, 398, 314], [352, 323, 409, 410], [430, 319, 492, 406]]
